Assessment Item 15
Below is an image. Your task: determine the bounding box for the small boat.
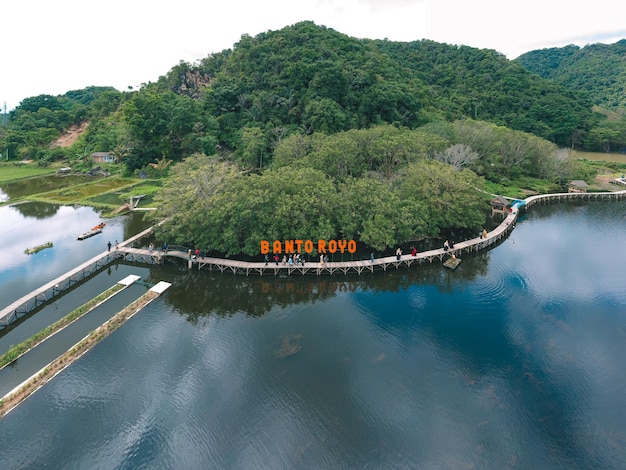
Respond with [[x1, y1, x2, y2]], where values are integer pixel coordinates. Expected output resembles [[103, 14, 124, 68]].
[[77, 227, 103, 240], [91, 223, 106, 231]]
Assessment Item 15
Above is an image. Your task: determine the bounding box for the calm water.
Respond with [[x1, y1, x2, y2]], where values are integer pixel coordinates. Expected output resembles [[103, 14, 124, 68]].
[[0, 202, 149, 308], [1, 201, 625, 469]]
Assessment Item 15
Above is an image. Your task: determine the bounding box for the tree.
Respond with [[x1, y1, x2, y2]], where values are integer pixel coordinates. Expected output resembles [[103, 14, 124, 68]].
[[434, 144, 479, 170], [337, 176, 414, 250], [585, 124, 624, 153], [151, 154, 240, 246], [240, 126, 267, 170], [123, 90, 211, 171], [368, 130, 432, 179], [395, 160, 487, 237], [303, 98, 347, 134], [150, 155, 174, 177], [110, 144, 133, 163]]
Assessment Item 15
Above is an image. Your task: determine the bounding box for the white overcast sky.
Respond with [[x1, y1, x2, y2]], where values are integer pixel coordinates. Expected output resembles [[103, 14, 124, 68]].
[[2, 0, 625, 111]]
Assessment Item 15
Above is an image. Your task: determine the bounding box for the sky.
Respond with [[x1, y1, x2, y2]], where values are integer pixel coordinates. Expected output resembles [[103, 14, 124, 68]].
[[2, 0, 625, 111]]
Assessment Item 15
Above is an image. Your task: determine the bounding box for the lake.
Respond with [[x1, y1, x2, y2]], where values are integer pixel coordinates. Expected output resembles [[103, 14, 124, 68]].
[[0, 200, 625, 469], [0, 202, 150, 309]]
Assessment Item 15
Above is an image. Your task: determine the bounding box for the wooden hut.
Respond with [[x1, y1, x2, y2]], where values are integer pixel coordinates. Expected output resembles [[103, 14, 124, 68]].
[[568, 180, 589, 193], [489, 195, 509, 217]]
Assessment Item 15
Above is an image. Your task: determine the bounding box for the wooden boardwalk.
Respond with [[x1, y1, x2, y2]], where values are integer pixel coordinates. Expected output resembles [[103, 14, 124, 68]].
[[0, 227, 156, 329], [121, 189, 626, 276], [3, 188, 626, 328], [117, 208, 516, 276]]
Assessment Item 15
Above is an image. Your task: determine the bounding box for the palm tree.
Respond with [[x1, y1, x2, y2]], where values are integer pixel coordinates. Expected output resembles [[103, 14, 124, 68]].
[[110, 144, 132, 163], [150, 155, 173, 177]]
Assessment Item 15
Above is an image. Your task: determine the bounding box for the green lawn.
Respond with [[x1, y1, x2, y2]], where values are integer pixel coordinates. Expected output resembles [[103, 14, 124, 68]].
[[0, 163, 56, 183]]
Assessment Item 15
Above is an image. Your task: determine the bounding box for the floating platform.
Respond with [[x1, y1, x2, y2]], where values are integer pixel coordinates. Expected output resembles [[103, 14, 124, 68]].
[[118, 274, 141, 286], [443, 257, 462, 269], [77, 228, 103, 240], [25, 242, 53, 255], [150, 281, 172, 294]]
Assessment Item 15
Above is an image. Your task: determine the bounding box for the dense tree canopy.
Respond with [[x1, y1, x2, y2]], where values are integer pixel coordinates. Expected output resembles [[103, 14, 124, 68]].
[[151, 124, 508, 256], [516, 41, 626, 112]]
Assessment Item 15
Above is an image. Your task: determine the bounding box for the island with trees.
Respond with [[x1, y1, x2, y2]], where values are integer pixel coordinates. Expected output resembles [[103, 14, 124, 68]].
[[1, 22, 625, 258]]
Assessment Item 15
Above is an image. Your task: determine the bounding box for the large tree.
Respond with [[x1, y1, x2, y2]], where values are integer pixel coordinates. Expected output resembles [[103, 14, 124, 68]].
[[123, 90, 215, 171]]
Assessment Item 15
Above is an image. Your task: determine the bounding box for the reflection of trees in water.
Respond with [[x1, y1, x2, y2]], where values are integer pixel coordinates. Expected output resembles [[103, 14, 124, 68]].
[[146, 250, 492, 321], [12, 201, 61, 219], [146, 256, 593, 461], [122, 212, 149, 240], [150, 269, 346, 320]]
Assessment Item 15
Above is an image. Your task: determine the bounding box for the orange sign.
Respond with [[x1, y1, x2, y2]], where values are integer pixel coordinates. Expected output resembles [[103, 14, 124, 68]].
[[261, 239, 357, 254]]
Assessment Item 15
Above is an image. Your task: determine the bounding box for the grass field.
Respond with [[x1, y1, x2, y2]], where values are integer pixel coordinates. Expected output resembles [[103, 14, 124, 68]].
[[571, 150, 626, 164], [0, 163, 56, 183], [0, 162, 163, 213]]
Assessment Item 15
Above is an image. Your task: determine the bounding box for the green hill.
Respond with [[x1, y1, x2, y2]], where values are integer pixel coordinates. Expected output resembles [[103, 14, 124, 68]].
[[3, 21, 618, 166], [165, 22, 593, 149], [5, 22, 626, 254], [516, 40, 626, 112]]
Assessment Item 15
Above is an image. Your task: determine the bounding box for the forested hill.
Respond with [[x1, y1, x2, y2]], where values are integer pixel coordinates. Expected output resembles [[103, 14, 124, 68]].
[[365, 38, 593, 145], [516, 40, 626, 112], [168, 21, 593, 148], [6, 21, 622, 168]]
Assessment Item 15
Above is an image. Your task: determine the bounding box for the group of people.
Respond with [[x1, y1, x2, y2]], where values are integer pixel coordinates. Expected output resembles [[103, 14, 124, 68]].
[[395, 246, 419, 260], [187, 248, 204, 259], [267, 253, 308, 266]]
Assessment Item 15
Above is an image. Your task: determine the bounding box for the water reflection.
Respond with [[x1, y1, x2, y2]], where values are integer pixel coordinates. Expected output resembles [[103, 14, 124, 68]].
[[1, 201, 625, 468], [146, 253, 493, 321], [0, 203, 149, 308], [10, 200, 63, 218]]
